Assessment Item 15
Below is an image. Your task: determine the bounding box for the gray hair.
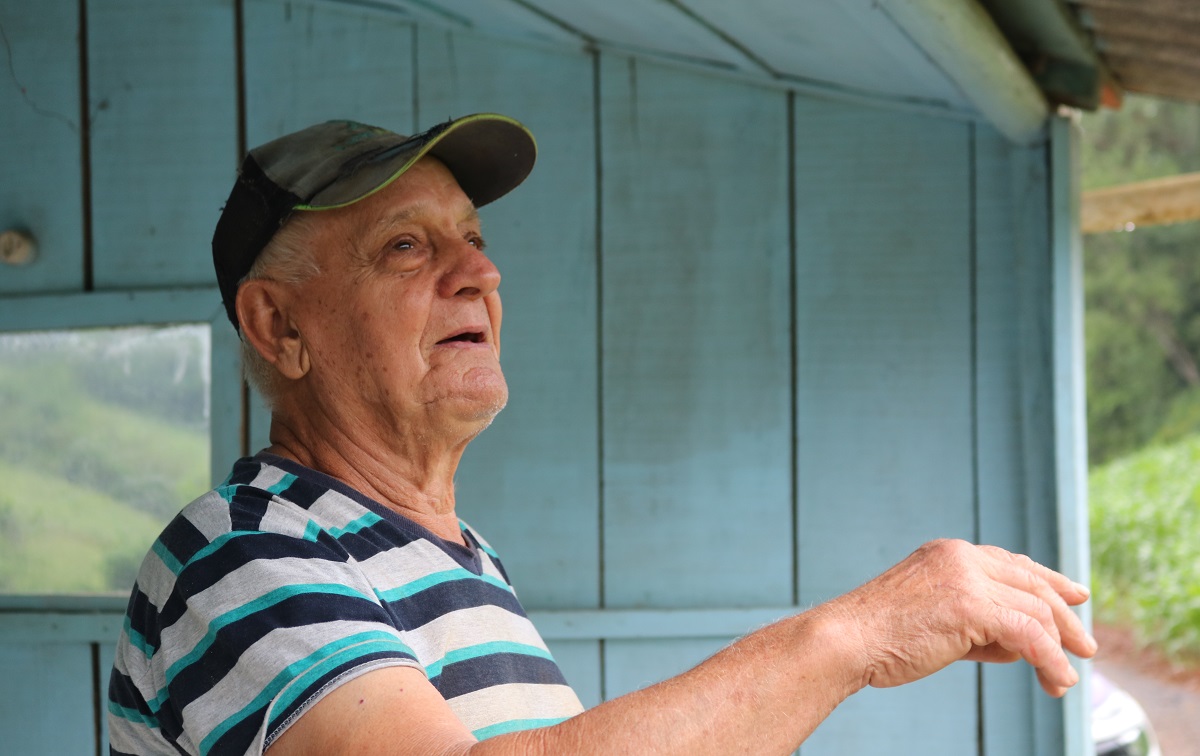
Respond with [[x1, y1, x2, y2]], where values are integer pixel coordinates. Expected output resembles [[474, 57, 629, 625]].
[[238, 212, 322, 408]]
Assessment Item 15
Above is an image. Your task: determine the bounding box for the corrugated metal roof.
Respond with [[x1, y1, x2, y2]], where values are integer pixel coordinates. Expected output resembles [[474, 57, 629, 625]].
[[1068, 0, 1200, 102]]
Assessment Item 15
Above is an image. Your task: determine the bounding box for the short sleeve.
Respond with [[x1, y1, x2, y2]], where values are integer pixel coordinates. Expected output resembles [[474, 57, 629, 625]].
[[114, 507, 422, 756]]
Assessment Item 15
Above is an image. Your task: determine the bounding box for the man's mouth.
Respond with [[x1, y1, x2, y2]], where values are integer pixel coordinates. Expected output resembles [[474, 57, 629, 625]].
[[436, 330, 486, 345]]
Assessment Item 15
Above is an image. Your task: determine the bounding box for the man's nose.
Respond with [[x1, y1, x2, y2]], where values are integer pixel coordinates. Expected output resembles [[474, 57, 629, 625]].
[[438, 240, 501, 300]]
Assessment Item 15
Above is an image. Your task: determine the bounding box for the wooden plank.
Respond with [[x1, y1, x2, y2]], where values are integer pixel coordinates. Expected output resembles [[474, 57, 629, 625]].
[[1081, 171, 1200, 233], [0, 288, 223, 331], [686, 0, 967, 105], [544, 640, 602, 709], [242, 0, 421, 460], [792, 97, 977, 752], [599, 56, 792, 609], [512, 0, 763, 72], [0, 642, 95, 754], [1050, 115, 1091, 756], [973, 123, 1037, 756], [0, 612, 124, 644], [1010, 121, 1066, 756], [0, 0, 84, 294], [602, 636, 733, 701], [376, 0, 579, 48], [243, 0, 418, 144], [87, 0, 237, 289], [415, 29, 601, 611], [98, 641, 116, 754], [529, 607, 792, 641]]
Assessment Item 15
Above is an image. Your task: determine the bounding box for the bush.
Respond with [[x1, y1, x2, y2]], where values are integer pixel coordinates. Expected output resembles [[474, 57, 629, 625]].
[[1090, 433, 1200, 662]]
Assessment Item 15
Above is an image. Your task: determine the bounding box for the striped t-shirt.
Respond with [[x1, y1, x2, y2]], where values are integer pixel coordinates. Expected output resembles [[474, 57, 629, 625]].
[[107, 453, 583, 755]]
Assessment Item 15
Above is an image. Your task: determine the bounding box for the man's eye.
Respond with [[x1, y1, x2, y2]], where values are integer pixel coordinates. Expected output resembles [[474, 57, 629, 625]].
[[468, 236, 487, 250]]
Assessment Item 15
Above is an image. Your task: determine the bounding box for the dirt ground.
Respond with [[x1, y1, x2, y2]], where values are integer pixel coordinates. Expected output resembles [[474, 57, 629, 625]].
[[1094, 624, 1200, 756]]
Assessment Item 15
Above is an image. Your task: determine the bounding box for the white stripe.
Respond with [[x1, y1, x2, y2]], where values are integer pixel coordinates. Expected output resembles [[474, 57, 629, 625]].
[[182, 619, 415, 744], [184, 491, 234, 542], [446, 683, 583, 734], [403, 604, 549, 668]]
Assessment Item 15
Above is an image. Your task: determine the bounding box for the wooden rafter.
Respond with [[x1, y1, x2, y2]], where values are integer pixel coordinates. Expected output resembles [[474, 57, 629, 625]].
[[1081, 171, 1200, 233]]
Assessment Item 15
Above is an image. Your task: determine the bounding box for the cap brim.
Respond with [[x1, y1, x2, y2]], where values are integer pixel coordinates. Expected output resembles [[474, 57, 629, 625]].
[[299, 113, 537, 211]]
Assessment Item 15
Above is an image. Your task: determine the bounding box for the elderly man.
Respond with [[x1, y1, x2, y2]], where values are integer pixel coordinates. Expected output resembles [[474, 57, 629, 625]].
[[108, 114, 1096, 755]]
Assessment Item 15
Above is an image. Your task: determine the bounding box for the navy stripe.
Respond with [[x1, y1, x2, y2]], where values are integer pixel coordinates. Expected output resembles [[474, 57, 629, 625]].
[[434, 654, 569, 700], [226, 457, 263, 487], [156, 516, 209, 574], [381, 578, 525, 629], [273, 472, 328, 510], [125, 585, 162, 655], [173, 530, 348, 606], [166, 592, 397, 715], [263, 650, 410, 744], [108, 669, 156, 718], [229, 492, 270, 532]]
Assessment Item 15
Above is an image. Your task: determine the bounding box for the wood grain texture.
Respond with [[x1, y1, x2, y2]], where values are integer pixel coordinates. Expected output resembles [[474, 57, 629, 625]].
[[0, 642, 95, 753], [792, 96, 978, 753], [87, 0, 237, 289], [0, 0, 84, 294], [242, 0, 419, 458], [415, 28, 601, 610], [602, 636, 733, 700], [599, 55, 793, 610], [973, 122, 1038, 756], [243, 0, 417, 143]]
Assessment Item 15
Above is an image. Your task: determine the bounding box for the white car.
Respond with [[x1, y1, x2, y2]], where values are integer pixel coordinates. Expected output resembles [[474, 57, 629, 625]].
[[1092, 671, 1162, 756]]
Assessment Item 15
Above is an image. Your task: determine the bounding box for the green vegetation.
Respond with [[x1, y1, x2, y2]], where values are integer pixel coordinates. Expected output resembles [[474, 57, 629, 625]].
[[1082, 95, 1200, 661], [0, 326, 209, 594], [1081, 97, 1200, 466], [1090, 433, 1200, 662]]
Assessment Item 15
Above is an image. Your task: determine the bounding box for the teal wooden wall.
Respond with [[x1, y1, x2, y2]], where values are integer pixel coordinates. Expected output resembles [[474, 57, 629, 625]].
[[0, 1, 1087, 753]]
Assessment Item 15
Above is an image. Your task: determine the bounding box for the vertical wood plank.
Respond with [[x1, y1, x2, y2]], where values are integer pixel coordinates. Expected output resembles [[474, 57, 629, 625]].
[[0, 642, 95, 753], [87, 0, 237, 289], [974, 122, 1037, 756], [242, 0, 418, 458], [1008, 127, 1067, 756], [98, 640, 116, 754], [243, 0, 417, 144], [1050, 115, 1090, 756], [415, 28, 601, 610], [602, 636, 732, 701], [545, 640, 602, 709], [599, 56, 792, 609], [0, 0, 84, 294], [792, 97, 977, 753]]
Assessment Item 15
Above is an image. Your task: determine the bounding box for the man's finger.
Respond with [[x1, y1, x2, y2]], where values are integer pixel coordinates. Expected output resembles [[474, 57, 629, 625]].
[[978, 547, 1097, 658], [989, 606, 1079, 694]]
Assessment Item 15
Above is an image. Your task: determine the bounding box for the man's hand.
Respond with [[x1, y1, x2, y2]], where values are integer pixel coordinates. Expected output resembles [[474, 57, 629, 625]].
[[828, 539, 1097, 697]]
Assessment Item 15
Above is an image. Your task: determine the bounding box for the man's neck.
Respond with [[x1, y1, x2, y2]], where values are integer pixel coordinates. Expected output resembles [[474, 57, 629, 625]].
[[264, 414, 470, 545]]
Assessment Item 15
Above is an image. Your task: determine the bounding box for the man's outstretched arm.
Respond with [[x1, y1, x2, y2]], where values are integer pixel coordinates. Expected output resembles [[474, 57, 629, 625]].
[[270, 539, 1096, 756]]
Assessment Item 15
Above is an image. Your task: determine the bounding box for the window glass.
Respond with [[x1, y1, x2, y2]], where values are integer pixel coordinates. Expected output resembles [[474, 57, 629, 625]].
[[0, 325, 210, 594]]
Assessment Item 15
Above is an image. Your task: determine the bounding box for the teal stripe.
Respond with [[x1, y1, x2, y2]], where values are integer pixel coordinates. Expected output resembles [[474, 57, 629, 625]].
[[201, 631, 414, 754], [150, 583, 373, 711], [151, 539, 183, 576], [472, 717, 569, 740], [265, 473, 298, 494], [268, 633, 417, 725], [123, 616, 156, 659], [425, 641, 554, 680], [302, 519, 322, 542], [216, 483, 240, 503], [374, 568, 512, 604], [329, 511, 382, 539], [107, 699, 160, 729]]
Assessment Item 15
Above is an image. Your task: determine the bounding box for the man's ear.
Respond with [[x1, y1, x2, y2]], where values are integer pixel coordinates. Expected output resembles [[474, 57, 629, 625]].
[[236, 280, 310, 380]]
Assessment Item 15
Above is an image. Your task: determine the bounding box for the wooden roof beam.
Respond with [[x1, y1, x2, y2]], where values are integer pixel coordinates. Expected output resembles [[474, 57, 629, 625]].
[[1081, 172, 1200, 233]]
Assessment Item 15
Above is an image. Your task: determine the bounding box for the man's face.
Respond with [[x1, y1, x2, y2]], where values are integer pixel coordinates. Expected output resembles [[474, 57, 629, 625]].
[[286, 157, 507, 441]]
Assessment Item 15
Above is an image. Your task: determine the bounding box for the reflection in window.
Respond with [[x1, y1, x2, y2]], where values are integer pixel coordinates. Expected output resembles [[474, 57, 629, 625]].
[[0, 325, 210, 594]]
